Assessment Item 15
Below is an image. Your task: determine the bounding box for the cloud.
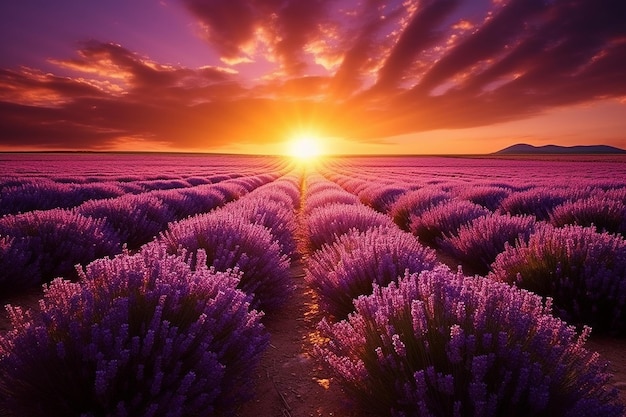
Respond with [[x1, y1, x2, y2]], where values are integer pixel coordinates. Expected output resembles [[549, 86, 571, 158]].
[[374, 0, 461, 90], [182, 0, 333, 74], [1, 0, 625, 151], [0, 41, 256, 150]]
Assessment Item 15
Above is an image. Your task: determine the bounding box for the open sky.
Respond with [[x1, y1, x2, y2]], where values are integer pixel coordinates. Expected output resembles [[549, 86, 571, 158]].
[[1, 0, 625, 155]]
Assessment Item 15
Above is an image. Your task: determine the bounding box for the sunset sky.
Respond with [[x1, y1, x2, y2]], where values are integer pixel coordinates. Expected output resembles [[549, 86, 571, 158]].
[[1, 0, 625, 155]]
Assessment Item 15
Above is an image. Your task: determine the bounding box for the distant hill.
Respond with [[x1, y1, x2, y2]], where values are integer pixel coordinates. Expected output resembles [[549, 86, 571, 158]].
[[494, 143, 626, 155]]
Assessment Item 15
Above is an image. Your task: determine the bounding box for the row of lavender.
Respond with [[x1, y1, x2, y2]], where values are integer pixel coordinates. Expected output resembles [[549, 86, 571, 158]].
[[319, 159, 626, 336], [0, 155, 291, 216], [322, 158, 626, 235], [0, 171, 301, 416], [0, 153, 289, 181], [0, 168, 290, 296], [301, 170, 623, 416]]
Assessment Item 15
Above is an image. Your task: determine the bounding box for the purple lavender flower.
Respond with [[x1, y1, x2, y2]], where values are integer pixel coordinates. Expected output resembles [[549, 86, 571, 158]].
[[185, 176, 212, 186], [0, 236, 41, 294], [306, 226, 439, 321], [326, 174, 371, 195], [316, 267, 623, 416], [389, 187, 451, 231], [498, 187, 570, 220], [305, 178, 344, 196], [409, 200, 490, 246], [452, 185, 511, 211], [0, 181, 85, 215], [439, 214, 537, 274], [250, 177, 301, 210], [211, 182, 250, 202], [224, 193, 298, 258], [306, 202, 395, 251], [550, 197, 626, 236], [490, 224, 626, 334], [77, 193, 176, 250], [152, 186, 226, 220], [358, 185, 406, 213], [602, 187, 626, 203], [137, 178, 191, 191], [0, 246, 268, 416], [156, 210, 292, 313], [304, 189, 360, 214], [0, 209, 121, 293], [227, 174, 278, 193]]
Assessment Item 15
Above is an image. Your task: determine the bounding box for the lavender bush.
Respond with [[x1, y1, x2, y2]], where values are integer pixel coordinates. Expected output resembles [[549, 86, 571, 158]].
[[211, 182, 249, 202], [0, 247, 268, 416], [194, 187, 226, 212], [185, 176, 212, 186], [0, 209, 121, 293], [498, 187, 570, 220], [248, 178, 301, 210], [227, 197, 298, 258], [304, 189, 360, 214], [550, 197, 626, 236], [305, 179, 343, 196], [452, 185, 510, 211], [116, 181, 148, 194], [439, 214, 537, 274], [150, 190, 195, 220], [307, 226, 438, 321], [306, 203, 395, 251], [136, 178, 191, 191], [602, 187, 626, 203], [0, 176, 28, 190], [177, 186, 230, 215], [152, 186, 228, 221], [358, 185, 406, 213], [329, 175, 370, 195], [389, 188, 451, 231], [409, 200, 489, 246], [262, 178, 301, 209], [0, 181, 84, 215], [77, 194, 176, 250], [490, 225, 626, 334], [74, 182, 126, 201], [243, 173, 282, 190], [246, 176, 300, 209], [317, 267, 623, 416], [0, 237, 40, 295], [157, 211, 292, 313]]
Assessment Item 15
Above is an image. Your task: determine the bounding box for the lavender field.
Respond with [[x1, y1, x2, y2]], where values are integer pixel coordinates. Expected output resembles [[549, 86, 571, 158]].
[[1, 153, 626, 416]]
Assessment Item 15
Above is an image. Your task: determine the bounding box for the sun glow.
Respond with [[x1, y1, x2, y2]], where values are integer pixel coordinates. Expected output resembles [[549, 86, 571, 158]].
[[286, 134, 324, 159]]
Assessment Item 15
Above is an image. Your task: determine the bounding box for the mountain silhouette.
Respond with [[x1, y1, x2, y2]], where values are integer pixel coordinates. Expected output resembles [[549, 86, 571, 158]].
[[494, 143, 626, 155]]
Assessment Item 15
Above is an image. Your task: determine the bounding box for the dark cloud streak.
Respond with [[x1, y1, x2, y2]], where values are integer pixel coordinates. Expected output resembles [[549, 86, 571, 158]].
[[375, 0, 460, 90], [413, 0, 546, 94]]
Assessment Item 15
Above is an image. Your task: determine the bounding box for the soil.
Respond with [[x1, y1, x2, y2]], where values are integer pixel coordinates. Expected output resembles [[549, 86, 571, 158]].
[[587, 337, 626, 405], [0, 286, 44, 332], [235, 261, 361, 417]]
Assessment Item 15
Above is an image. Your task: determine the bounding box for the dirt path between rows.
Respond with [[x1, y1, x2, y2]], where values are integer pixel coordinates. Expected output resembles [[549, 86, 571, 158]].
[[235, 261, 361, 417], [587, 337, 626, 405]]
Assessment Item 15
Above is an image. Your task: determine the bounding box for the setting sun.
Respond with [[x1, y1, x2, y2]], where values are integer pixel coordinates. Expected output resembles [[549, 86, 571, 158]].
[[287, 134, 324, 159]]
